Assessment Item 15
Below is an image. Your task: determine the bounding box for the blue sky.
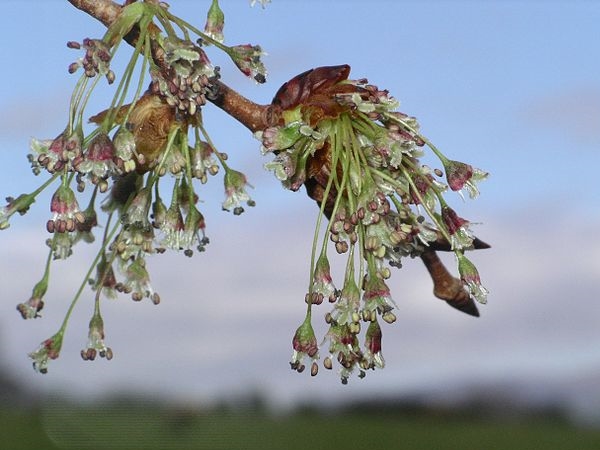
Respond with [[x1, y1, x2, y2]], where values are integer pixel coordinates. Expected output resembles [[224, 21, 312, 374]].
[[1, 1, 599, 417]]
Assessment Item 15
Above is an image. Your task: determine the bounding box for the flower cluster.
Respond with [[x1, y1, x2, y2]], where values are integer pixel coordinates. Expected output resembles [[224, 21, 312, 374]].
[[5, 0, 262, 374], [258, 65, 489, 382]]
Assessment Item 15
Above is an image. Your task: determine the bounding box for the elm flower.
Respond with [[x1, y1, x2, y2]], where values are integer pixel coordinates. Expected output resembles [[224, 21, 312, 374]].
[[222, 168, 254, 215], [119, 257, 160, 304], [33, 129, 82, 173], [362, 274, 397, 322], [332, 275, 361, 328], [151, 194, 168, 231], [49, 232, 76, 260], [190, 141, 219, 183], [47, 185, 85, 234], [112, 126, 137, 173], [0, 193, 36, 230], [250, 0, 270, 7], [290, 314, 319, 374], [29, 332, 63, 374], [310, 253, 337, 304], [322, 322, 363, 383], [456, 252, 488, 304], [228, 44, 267, 84], [181, 205, 209, 255], [263, 152, 296, 182], [441, 206, 474, 250], [204, 0, 225, 43], [29, 137, 60, 173], [74, 198, 98, 244], [259, 122, 303, 153], [117, 187, 154, 257], [91, 253, 118, 299], [363, 320, 385, 369], [81, 309, 113, 361], [16, 279, 47, 319], [122, 187, 151, 228], [161, 194, 185, 250], [444, 159, 488, 199], [74, 131, 117, 180]]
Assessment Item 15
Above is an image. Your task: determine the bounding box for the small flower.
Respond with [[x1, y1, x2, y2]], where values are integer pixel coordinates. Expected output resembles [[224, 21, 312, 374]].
[[163, 145, 186, 175], [161, 195, 185, 250], [222, 168, 254, 215], [31, 129, 83, 173], [409, 170, 438, 211], [112, 126, 137, 173], [29, 331, 64, 374], [29, 137, 60, 173], [91, 253, 118, 298], [16, 279, 47, 319], [363, 320, 385, 369], [74, 131, 117, 180], [250, 0, 270, 7], [122, 187, 151, 228], [456, 252, 488, 304], [441, 206, 474, 250], [49, 232, 76, 260], [444, 160, 488, 199], [119, 257, 160, 304], [310, 253, 337, 303], [332, 274, 361, 326], [117, 187, 154, 257], [263, 151, 296, 182], [81, 309, 113, 361], [47, 185, 85, 234], [362, 274, 397, 323], [181, 205, 209, 255], [74, 199, 98, 244], [290, 314, 318, 373], [229, 44, 267, 83], [204, 0, 225, 43], [151, 194, 168, 229], [259, 123, 303, 153], [0, 193, 36, 230], [190, 141, 219, 183], [322, 322, 362, 382]]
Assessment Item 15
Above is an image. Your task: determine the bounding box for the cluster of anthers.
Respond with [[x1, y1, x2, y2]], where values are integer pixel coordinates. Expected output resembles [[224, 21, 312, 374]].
[[256, 65, 489, 383], [2, 0, 267, 374]]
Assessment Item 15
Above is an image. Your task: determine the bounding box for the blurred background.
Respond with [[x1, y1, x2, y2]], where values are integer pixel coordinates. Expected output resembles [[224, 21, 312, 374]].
[[1, 1, 599, 448]]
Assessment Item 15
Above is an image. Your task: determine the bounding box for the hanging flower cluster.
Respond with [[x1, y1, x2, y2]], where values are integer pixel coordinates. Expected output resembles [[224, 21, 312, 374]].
[[3, 0, 489, 380], [4, 1, 266, 373], [256, 65, 488, 383]]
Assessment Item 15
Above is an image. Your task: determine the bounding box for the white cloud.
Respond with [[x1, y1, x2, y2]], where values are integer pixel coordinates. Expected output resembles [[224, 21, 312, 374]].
[[522, 86, 600, 145], [0, 196, 599, 410]]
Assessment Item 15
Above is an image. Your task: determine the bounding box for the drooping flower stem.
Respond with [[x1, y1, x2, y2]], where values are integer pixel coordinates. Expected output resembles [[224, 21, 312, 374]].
[[68, 75, 88, 133], [104, 37, 145, 128], [308, 126, 341, 292], [57, 219, 120, 336], [398, 164, 452, 244], [197, 121, 228, 170]]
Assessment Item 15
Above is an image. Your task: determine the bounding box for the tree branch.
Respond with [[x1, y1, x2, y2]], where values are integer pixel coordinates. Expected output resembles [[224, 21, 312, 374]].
[[68, 0, 122, 28], [420, 251, 479, 317]]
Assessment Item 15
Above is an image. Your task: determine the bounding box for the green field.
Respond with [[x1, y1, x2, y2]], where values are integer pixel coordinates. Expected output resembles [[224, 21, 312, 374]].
[[2, 404, 600, 450]]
